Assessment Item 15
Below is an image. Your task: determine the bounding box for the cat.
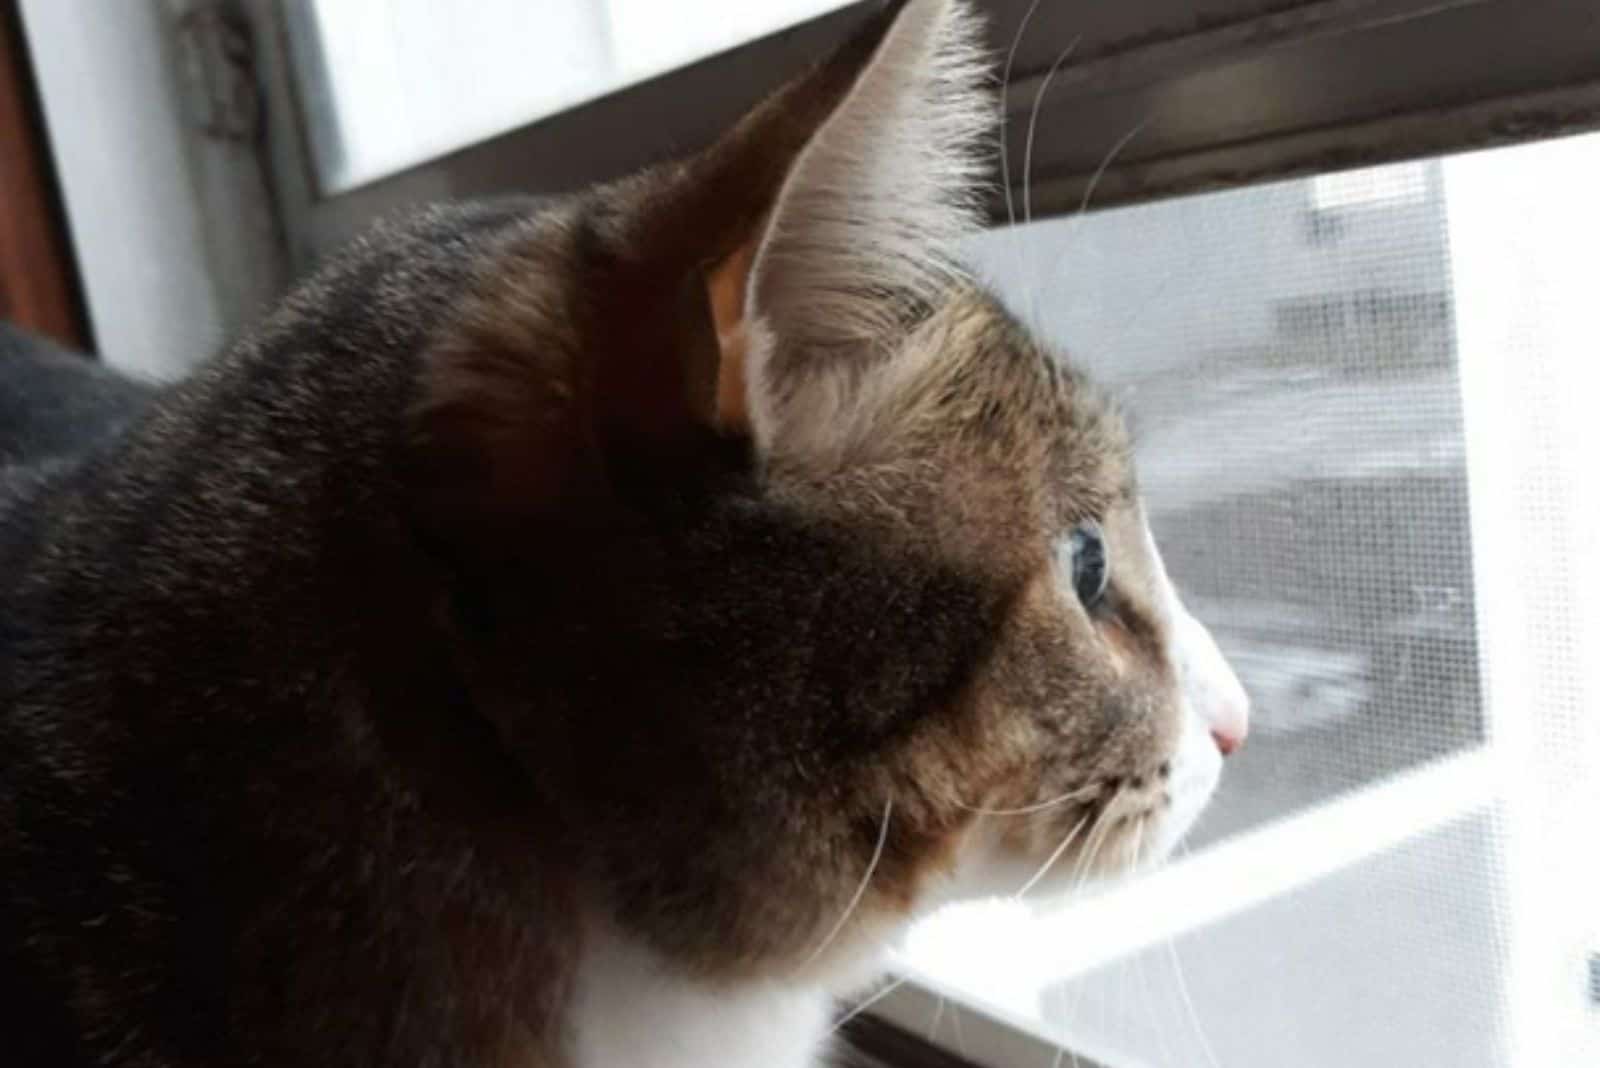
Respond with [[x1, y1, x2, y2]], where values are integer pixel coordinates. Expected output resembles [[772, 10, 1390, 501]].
[[0, 1, 1249, 1065]]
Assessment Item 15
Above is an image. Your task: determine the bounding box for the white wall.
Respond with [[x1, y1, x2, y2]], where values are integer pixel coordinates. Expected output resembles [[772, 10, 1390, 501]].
[[20, 0, 222, 378]]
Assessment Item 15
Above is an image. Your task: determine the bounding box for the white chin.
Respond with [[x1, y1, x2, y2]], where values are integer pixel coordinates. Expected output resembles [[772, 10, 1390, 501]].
[[925, 714, 1224, 910]]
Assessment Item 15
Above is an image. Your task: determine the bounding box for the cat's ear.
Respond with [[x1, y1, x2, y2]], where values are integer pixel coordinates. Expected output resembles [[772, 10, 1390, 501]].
[[735, 0, 990, 464], [591, 0, 990, 470], [408, 0, 989, 550]]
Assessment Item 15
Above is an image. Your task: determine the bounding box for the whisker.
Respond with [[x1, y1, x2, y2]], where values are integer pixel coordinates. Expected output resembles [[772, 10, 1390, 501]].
[[1127, 818, 1178, 1068], [955, 783, 1097, 817], [948, 1001, 969, 1058], [1167, 932, 1224, 1068], [1043, 799, 1120, 1068], [926, 993, 947, 1043], [1015, 812, 1090, 899], [1064, 789, 1125, 897], [1020, 34, 1084, 334], [1022, 35, 1083, 229], [1076, 117, 1151, 220], [1051, 990, 1087, 1068], [803, 797, 892, 967], [1164, 837, 1222, 1061], [828, 974, 911, 1037], [1042, 797, 1128, 1068], [998, 0, 1045, 229], [1163, 833, 1225, 1066]]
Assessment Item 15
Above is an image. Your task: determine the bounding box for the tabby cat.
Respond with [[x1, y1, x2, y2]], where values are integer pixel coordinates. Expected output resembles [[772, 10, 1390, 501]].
[[0, 1, 1248, 1065]]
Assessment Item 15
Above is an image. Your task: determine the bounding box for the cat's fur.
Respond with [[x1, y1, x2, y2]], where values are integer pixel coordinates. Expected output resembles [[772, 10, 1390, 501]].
[[0, 2, 1248, 1065]]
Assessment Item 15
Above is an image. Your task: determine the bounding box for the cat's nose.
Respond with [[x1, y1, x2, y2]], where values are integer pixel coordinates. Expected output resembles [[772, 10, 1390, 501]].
[[1199, 661, 1249, 756], [1203, 669, 1250, 756], [1211, 714, 1246, 756], [1172, 609, 1251, 756]]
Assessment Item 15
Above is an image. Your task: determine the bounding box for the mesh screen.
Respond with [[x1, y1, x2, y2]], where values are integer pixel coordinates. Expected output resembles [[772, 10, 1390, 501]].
[[976, 160, 1481, 849], [895, 138, 1600, 1067]]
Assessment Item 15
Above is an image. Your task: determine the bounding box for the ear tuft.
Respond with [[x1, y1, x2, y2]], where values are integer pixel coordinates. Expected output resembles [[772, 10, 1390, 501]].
[[406, 0, 998, 554], [744, 0, 994, 459], [751, 0, 991, 352]]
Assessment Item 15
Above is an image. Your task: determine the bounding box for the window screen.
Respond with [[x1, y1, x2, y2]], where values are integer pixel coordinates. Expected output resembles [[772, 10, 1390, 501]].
[[870, 133, 1600, 1068]]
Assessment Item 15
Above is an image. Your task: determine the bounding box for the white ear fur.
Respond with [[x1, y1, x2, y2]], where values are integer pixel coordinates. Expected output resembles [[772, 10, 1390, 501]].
[[744, 0, 991, 464]]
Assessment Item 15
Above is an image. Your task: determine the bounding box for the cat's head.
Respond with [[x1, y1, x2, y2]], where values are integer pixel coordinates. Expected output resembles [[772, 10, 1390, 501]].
[[409, 0, 1247, 981]]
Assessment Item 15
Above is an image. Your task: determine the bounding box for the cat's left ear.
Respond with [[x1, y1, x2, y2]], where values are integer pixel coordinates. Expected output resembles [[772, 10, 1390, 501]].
[[408, 0, 990, 548], [603, 0, 992, 466], [733, 0, 990, 466]]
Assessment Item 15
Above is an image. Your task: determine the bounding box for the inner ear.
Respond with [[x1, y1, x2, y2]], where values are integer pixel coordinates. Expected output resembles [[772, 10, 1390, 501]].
[[708, 239, 757, 435], [406, 1, 924, 549]]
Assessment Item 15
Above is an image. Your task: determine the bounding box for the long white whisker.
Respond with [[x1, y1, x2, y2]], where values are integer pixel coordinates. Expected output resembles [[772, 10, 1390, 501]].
[[1015, 813, 1090, 899], [1023, 35, 1082, 229], [998, 0, 1045, 229], [1017, 34, 1084, 335], [1127, 818, 1178, 1068], [1064, 789, 1125, 897], [948, 1001, 969, 1058], [1045, 800, 1121, 1068], [1056, 796, 1132, 1061], [1019, 799, 1120, 1065], [1052, 987, 1087, 1068], [1165, 835, 1224, 1068], [828, 974, 910, 1037], [926, 993, 947, 1043], [1076, 117, 1151, 219], [803, 798, 892, 967], [1167, 933, 1224, 1068], [955, 784, 1097, 817]]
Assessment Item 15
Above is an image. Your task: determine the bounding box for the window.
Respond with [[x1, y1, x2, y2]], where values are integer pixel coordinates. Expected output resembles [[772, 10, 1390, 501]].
[[858, 138, 1600, 1068], [282, 0, 850, 192], [1310, 163, 1429, 213]]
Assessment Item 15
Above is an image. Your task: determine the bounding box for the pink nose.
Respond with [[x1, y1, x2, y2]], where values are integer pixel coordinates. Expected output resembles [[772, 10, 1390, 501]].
[[1170, 604, 1251, 756], [1211, 727, 1245, 756], [1208, 698, 1249, 756]]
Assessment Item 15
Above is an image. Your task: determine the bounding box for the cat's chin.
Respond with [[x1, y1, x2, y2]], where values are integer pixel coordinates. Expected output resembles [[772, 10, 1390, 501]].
[[1150, 704, 1226, 859], [923, 717, 1224, 912], [917, 833, 1137, 912]]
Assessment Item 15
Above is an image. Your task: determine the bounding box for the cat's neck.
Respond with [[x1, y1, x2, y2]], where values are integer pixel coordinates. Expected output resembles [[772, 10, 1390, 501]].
[[568, 923, 872, 1068]]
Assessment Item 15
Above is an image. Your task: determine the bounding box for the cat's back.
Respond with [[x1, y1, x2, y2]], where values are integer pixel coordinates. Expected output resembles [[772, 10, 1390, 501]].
[[0, 197, 551, 755], [0, 194, 603, 1068], [0, 323, 154, 535], [0, 323, 153, 465]]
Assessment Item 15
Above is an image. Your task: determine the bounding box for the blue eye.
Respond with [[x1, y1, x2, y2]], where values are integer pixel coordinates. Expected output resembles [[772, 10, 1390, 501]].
[[1068, 521, 1109, 609]]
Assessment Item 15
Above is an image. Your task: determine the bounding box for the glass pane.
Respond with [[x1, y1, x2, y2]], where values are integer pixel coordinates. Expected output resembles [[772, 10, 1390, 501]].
[[283, 0, 850, 193], [892, 135, 1600, 1068]]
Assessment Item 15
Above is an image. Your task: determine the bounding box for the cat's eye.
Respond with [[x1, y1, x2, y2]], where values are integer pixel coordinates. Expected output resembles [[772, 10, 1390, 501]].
[[1067, 521, 1109, 610]]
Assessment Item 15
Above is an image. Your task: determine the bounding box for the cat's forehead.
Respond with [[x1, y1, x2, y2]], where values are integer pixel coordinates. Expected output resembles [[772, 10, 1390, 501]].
[[930, 286, 1136, 521], [1043, 363, 1137, 522]]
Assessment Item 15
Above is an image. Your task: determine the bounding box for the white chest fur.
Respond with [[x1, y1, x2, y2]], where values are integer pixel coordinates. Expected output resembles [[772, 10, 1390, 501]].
[[569, 930, 836, 1068]]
